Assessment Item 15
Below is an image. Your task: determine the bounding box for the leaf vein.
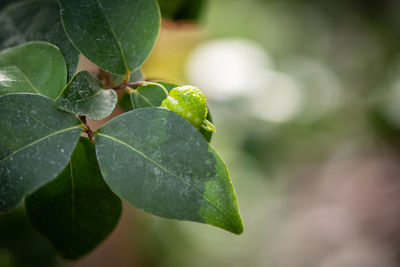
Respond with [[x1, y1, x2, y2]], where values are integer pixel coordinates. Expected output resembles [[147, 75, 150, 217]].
[[0, 125, 81, 161], [119, 0, 140, 39], [97, 132, 235, 226], [96, 0, 129, 72], [133, 91, 155, 107]]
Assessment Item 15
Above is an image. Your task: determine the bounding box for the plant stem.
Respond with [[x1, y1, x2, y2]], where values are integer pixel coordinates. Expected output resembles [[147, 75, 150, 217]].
[[78, 115, 94, 143], [112, 81, 144, 90]]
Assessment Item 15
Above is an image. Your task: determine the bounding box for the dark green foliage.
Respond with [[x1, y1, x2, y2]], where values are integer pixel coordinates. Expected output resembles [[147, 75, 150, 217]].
[[95, 108, 242, 234], [55, 71, 117, 120], [131, 83, 169, 108], [0, 0, 242, 260], [0, 94, 81, 212], [25, 138, 122, 259], [0, 0, 79, 80], [158, 0, 206, 21], [0, 42, 66, 98], [0, 209, 57, 267], [59, 0, 160, 74]]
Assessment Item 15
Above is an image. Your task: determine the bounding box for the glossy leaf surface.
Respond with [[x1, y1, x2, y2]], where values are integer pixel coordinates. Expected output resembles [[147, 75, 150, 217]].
[[0, 41, 67, 98], [25, 137, 122, 259], [0, 94, 81, 212], [0, 0, 79, 80], [60, 0, 160, 74], [55, 71, 117, 120], [95, 108, 242, 234]]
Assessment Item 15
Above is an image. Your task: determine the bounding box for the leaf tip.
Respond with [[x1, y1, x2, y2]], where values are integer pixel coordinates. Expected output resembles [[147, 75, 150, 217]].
[[223, 210, 244, 235], [231, 219, 244, 235]]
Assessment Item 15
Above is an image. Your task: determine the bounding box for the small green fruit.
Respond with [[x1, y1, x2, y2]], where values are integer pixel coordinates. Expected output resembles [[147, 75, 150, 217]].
[[161, 85, 216, 132]]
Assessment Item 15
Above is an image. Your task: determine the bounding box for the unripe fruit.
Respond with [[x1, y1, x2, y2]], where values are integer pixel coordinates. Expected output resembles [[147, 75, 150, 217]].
[[161, 85, 215, 132]]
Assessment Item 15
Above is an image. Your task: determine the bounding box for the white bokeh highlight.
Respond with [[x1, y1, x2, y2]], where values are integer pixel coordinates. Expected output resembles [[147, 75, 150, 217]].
[[186, 38, 273, 99]]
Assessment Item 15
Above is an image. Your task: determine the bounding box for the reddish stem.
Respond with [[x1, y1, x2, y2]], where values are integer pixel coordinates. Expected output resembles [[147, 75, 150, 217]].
[[78, 115, 94, 143]]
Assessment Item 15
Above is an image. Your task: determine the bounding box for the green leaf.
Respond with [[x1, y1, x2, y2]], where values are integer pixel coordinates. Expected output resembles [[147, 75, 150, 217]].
[[0, 94, 81, 212], [131, 81, 213, 142], [25, 137, 122, 259], [123, 80, 170, 114], [200, 111, 213, 143], [59, 0, 161, 75], [158, 0, 206, 21], [55, 71, 117, 120], [0, 41, 67, 99], [118, 92, 134, 112], [95, 108, 243, 234], [0, 0, 79, 80], [112, 69, 144, 86], [129, 69, 145, 83], [130, 83, 169, 108], [130, 81, 191, 108], [0, 209, 58, 266]]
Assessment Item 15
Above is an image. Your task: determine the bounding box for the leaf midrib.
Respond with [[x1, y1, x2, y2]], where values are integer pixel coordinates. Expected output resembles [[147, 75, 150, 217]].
[[96, 0, 129, 72], [118, 0, 140, 39], [131, 91, 155, 107], [97, 132, 236, 227], [0, 125, 81, 161]]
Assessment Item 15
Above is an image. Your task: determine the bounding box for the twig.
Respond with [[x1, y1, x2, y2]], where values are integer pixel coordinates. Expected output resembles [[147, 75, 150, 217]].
[[78, 115, 94, 143], [112, 81, 144, 90]]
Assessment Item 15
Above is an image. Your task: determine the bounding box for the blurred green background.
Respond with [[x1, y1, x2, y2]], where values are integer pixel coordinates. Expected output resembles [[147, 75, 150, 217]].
[[2, 0, 400, 266]]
